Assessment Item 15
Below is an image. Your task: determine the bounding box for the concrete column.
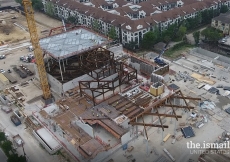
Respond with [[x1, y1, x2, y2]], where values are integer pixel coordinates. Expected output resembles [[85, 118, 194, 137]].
[[151, 108, 154, 123], [48, 59, 50, 72], [62, 60, 66, 72], [146, 139, 149, 156], [59, 60, 64, 81], [174, 118, 177, 135], [161, 129, 164, 145]]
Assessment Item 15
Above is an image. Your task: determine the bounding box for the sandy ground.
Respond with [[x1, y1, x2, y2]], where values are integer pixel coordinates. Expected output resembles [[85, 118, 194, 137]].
[[0, 10, 62, 44], [34, 11, 62, 29]]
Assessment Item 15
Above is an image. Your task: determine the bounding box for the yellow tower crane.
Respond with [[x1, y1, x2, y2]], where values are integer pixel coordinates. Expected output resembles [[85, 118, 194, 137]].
[[22, 0, 51, 100]]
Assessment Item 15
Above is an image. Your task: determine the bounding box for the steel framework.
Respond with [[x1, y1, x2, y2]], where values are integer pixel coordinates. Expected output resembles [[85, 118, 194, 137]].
[[79, 49, 137, 105], [23, 0, 51, 99], [129, 90, 201, 140]]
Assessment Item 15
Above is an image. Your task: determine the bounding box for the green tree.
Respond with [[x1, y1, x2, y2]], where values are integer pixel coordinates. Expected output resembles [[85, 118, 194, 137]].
[[0, 132, 6, 142], [32, 0, 43, 11], [220, 5, 229, 13], [177, 25, 187, 40], [15, 0, 22, 4], [1, 140, 13, 156], [7, 154, 26, 162], [201, 27, 223, 43], [193, 31, 200, 45], [163, 35, 171, 43], [92, 20, 100, 32], [45, 1, 55, 16], [108, 26, 117, 40], [125, 41, 137, 51], [15, 0, 43, 10], [201, 10, 212, 24], [67, 16, 77, 24], [161, 23, 177, 42], [141, 31, 158, 49]]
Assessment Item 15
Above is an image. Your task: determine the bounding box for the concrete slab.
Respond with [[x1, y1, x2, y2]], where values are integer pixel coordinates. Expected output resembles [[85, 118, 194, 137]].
[[40, 28, 110, 59], [212, 114, 223, 121]]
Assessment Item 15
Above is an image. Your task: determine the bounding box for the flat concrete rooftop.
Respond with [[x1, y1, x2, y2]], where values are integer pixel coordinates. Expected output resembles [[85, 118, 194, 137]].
[[39, 28, 109, 59], [36, 128, 60, 150]]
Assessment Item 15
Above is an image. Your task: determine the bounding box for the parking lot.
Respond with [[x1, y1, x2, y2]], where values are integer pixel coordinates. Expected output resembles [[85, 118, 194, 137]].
[[0, 45, 36, 90]]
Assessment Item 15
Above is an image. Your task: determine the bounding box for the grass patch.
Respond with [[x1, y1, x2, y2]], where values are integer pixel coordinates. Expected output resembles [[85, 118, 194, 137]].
[[135, 50, 151, 57], [164, 42, 194, 59]]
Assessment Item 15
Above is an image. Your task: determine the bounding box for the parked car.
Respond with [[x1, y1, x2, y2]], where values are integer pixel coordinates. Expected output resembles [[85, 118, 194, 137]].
[[0, 69, 5, 73], [0, 55, 5, 59], [225, 107, 230, 114], [20, 54, 34, 63]]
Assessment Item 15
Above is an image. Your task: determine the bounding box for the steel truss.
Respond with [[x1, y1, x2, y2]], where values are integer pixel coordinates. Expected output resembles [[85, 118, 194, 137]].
[[129, 90, 201, 140], [79, 49, 137, 105]]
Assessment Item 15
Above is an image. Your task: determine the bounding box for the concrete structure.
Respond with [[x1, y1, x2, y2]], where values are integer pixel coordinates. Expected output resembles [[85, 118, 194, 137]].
[[36, 27, 111, 95], [150, 82, 164, 96], [33, 127, 62, 154], [39, 28, 109, 59]]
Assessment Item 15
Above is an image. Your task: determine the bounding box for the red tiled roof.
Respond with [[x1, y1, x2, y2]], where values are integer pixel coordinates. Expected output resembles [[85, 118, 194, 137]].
[[50, 0, 216, 32]]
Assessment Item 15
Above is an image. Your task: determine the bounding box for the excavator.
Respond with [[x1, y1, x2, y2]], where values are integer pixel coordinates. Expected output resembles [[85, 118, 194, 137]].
[[154, 20, 185, 66]]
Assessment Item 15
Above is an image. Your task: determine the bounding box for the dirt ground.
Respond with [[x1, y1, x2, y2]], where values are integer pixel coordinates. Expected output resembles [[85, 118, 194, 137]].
[[0, 10, 62, 45]]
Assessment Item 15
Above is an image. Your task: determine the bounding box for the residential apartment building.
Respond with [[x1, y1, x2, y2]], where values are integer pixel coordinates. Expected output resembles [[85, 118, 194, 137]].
[[42, 0, 230, 47], [212, 12, 230, 34]]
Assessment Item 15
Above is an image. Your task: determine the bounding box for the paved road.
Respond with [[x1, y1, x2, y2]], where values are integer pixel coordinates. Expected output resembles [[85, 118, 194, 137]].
[[0, 105, 58, 162], [0, 148, 7, 162]]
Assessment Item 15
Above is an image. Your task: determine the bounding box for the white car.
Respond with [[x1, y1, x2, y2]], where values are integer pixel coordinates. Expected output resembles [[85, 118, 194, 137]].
[[0, 55, 5, 59], [190, 112, 197, 118], [0, 69, 5, 73]]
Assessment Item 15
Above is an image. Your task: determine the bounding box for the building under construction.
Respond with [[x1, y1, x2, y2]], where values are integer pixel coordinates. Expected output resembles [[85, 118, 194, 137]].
[[28, 27, 201, 162], [38, 26, 113, 96]]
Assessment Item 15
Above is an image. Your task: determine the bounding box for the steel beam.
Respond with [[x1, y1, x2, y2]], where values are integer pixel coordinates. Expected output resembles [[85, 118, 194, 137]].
[[171, 96, 201, 100], [168, 98, 179, 121], [129, 122, 169, 128], [141, 115, 148, 140], [155, 108, 165, 131], [144, 112, 182, 118], [163, 104, 194, 109]]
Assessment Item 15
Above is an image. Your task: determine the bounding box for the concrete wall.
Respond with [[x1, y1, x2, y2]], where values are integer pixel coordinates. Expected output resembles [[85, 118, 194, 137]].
[[91, 143, 122, 162], [74, 120, 94, 138], [130, 62, 140, 73], [192, 48, 230, 68], [32, 130, 61, 154], [91, 131, 132, 162], [47, 74, 63, 95], [63, 74, 90, 92], [33, 64, 63, 95], [121, 131, 131, 145], [120, 119, 130, 129]]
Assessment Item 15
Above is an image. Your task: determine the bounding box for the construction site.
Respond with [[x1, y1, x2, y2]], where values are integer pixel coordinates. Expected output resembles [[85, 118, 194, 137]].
[[1, 36, 229, 162], [0, 3, 230, 162]]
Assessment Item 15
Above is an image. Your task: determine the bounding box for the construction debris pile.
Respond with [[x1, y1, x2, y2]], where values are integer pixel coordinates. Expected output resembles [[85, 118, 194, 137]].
[[200, 101, 216, 110], [175, 71, 194, 82]]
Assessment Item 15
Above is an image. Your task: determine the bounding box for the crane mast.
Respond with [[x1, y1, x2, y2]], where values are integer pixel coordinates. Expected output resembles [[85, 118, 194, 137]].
[[22, 0, 51, 99]]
